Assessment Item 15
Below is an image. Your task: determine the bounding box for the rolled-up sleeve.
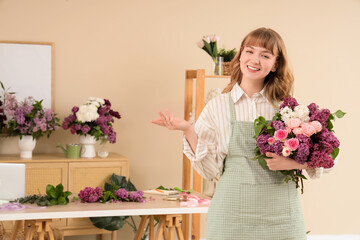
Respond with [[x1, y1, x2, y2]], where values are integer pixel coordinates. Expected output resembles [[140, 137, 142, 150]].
[[183, 104, 222, 180]]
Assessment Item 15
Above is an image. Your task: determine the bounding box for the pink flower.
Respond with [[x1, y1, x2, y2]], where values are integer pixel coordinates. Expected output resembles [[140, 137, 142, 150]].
[[309, 120, 322, 133], [284, 138, 299, 151], [274, 129, 288, 141], [282, 147, 291, 157], [286, 118, 302, 129], [301, 123, 316, 137], [292, 127, 304, 136], [267, 137, 275, 145]]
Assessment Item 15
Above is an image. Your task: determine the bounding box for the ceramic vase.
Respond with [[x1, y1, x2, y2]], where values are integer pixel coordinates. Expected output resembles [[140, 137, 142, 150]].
[[79, 135, 96, 158], [18, 135, 36, 159]]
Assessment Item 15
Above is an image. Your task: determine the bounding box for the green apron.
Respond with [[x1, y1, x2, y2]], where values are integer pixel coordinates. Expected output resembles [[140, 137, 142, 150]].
[[206, 95, 306, 240]]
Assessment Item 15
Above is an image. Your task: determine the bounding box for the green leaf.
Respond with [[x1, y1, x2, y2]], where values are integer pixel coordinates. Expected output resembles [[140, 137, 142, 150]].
[[203, 41, 213, 57], [334, 110, 346, 119], [46, 184, 58, 199], [258, 157, 268, 170], [103, 191, 112, 201], [90, 216, 128, 231], [49, 199, 58, 206], [58, 196, 67, 205], [55, 184, 64, 195], [104, 182, 113, 192], [126, 179, 137, 191], [331, 148, 339, 160], [110, 174, 126, 188]]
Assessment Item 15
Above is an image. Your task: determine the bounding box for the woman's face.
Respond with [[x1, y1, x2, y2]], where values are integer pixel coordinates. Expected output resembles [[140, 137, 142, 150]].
[[239, 45, 277, 82]]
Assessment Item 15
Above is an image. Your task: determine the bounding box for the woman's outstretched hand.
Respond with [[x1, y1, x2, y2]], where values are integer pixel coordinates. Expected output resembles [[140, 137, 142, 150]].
[[151, 109, 192, 132], [265, 152, 308, 170], [151, 109, 198, 153]]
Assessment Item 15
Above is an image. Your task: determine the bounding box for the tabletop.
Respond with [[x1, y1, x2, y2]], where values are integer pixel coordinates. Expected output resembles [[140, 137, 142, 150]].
[[0, 194, 209, 221]]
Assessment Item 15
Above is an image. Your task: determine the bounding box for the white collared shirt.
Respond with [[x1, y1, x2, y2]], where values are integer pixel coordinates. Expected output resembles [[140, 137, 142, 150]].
[[183, 83, 328, 180]]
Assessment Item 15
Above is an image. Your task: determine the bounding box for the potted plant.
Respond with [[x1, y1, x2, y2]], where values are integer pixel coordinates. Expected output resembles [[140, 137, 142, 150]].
[[218, 48, 237, 76]]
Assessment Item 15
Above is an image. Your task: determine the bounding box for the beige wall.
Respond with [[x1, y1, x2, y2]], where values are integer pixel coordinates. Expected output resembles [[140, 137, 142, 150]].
[[0, 0, 359, 238]]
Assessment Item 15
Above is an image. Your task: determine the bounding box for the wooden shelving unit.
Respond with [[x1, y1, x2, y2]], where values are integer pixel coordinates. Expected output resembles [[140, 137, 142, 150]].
[[182, 69, 231, 240]]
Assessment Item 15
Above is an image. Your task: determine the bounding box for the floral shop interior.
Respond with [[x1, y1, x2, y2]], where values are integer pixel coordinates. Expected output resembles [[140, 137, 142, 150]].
[[0, 1, 359, 240]]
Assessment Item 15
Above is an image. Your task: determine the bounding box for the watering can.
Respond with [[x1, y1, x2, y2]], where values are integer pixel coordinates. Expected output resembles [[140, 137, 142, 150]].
[[56, 143, 81, 159]]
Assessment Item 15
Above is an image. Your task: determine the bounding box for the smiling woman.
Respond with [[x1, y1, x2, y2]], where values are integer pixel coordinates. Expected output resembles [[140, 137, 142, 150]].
[[0, 41, 54, 109]]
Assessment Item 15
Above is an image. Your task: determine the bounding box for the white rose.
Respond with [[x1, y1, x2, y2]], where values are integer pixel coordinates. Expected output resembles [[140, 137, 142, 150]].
[[197, 40, 205, 48]]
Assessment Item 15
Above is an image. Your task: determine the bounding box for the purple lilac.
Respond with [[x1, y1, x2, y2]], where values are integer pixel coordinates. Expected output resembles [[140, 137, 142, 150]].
[[310, 109, 331, 127], [129, 191, 145, 202], [294, 143, 310, 164], [114, 188, 128, 200], [78, 187, 103, 203], [109, 110, 121, 119], [81, 125, 91, 134], [279, 97, 299, 110], [72, 106, 79, 113], [307, 151, 334, 169], [307, 103, 318, 115], [270, 121, 285, 130]]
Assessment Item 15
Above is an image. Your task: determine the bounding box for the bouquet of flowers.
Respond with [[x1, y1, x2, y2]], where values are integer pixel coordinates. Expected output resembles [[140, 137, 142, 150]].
[[0, 81, 16, 133], [6, 95, 59, 140], [62, 97, 121, 143], [253, 97, 345, 192], [196, 34, 220, 61]]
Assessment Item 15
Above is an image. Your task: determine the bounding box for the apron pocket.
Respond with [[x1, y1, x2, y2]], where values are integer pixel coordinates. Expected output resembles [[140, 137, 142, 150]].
[[238, 183, 291, 226]]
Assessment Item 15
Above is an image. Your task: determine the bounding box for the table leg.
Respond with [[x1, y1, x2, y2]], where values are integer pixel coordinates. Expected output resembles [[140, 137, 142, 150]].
[[149, 216, 154, 240], [134, 215, 147, 240], [10, 220, 23, 240], [175, 216, 184, 240], [111, 231, 117, 240], [155, 217, 166, 240]]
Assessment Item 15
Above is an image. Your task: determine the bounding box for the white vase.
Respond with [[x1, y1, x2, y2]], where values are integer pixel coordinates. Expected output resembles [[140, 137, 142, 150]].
[[79, 135, 97, 158], [18, 135, 36, 159]]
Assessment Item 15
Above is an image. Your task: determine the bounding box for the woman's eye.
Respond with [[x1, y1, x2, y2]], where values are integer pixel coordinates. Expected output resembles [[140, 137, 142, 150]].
[[246, 50, 253, 54], [262, 55, 270, 59]]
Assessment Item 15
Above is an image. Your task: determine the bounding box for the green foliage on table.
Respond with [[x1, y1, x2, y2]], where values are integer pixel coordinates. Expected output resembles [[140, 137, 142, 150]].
[[89, 174, 137, 231], [218, 48, 237, 62], [46, 183, 72, 205], [11, 183, 71, 206]]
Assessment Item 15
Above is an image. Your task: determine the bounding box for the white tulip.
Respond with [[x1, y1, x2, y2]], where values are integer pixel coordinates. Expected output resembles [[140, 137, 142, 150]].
[[197, 40, 205, 48], [202, 36, 211, 43], [210, 34, 219, 42]]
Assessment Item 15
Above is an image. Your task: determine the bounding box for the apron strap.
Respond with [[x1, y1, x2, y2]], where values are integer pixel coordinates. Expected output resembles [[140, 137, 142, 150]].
[[228, 94, 236, 123]]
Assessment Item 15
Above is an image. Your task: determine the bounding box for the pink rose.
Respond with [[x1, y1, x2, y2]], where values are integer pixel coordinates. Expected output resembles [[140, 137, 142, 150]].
[[286, 118, 302, 129], [282, 147, 291, 157], [292, 127, 303, 136], [309, 121, 322, 133], [301, 123, 316, 137], [284, 138, 299, 151], [267, 137, 275, 145], [274, 129, 288, 141]]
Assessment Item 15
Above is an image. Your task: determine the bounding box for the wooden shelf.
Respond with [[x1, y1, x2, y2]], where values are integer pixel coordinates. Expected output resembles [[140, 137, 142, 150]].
[[205, 75, 231, 78]]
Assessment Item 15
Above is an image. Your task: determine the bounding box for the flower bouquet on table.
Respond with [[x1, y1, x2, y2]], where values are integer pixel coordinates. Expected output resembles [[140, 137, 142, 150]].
[[197, 34, 223, 75], [253, 97, 345, 193], [62, 97, 121, 141]]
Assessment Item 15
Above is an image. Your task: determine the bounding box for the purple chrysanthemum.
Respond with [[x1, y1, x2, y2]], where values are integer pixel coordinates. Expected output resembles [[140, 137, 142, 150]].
[[78, 187, 103, 203]]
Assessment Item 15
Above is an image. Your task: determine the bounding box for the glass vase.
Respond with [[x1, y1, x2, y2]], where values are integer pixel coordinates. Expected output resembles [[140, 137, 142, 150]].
[[98, 137, 109, 158], [213, 56, 223, 75]]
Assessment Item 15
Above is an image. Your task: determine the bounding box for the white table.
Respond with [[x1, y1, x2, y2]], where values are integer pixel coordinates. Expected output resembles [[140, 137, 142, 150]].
[[0, 194, 209, 240]]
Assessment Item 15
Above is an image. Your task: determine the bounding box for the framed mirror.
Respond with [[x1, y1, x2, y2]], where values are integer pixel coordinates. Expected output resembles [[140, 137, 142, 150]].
[[0, 41, 54, 109]]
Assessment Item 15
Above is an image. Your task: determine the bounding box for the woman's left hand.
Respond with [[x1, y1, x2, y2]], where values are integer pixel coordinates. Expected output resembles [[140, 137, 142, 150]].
[[265, 152, 307, 170]]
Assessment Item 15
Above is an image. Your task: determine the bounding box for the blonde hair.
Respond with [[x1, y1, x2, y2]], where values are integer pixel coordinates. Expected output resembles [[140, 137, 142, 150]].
[[222, 27, 294, 106]]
